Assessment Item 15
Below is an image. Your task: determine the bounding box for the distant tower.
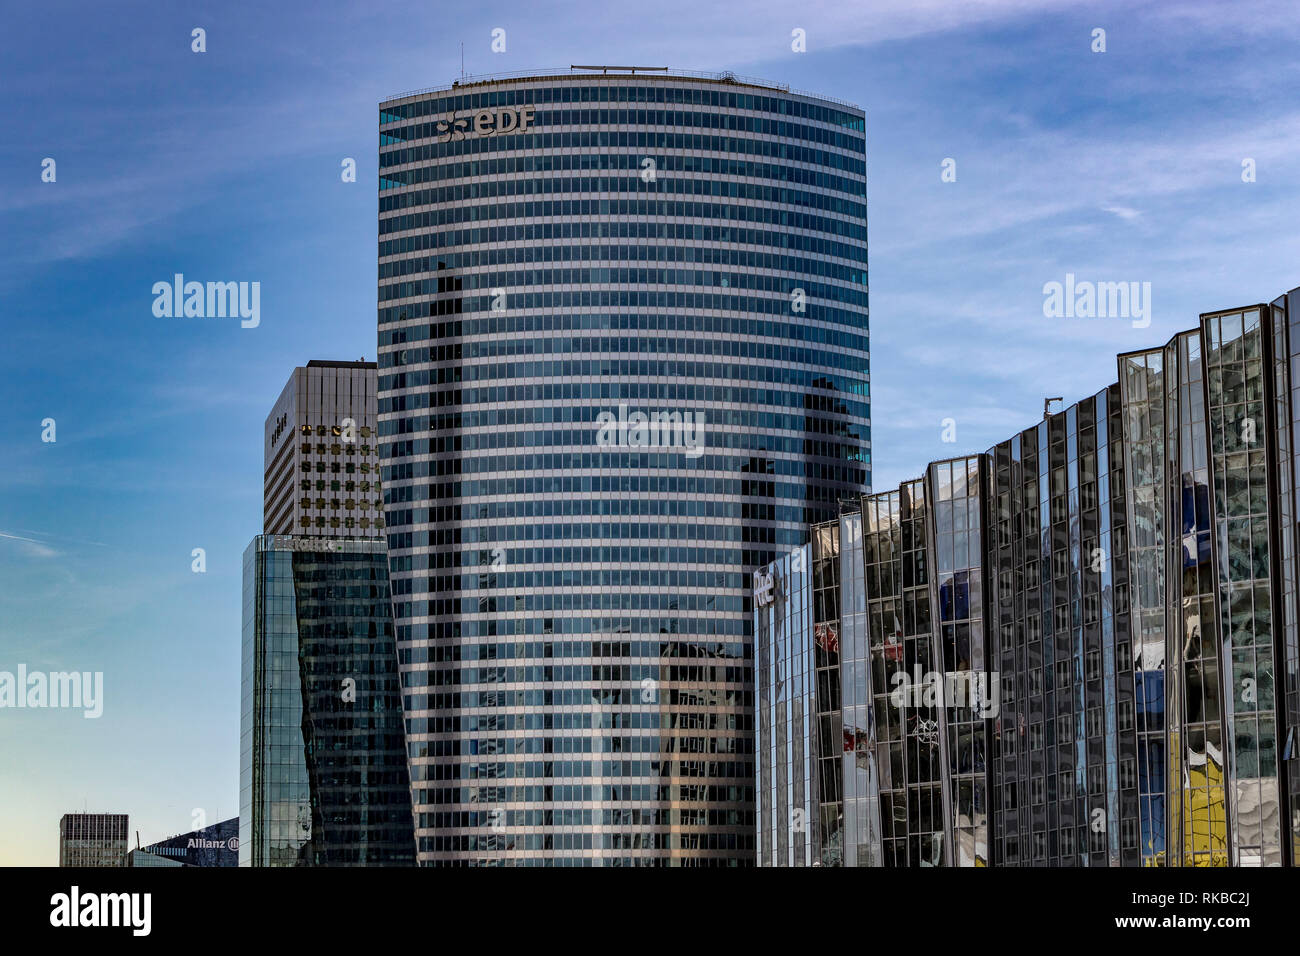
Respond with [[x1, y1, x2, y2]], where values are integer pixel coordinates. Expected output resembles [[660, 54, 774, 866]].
[[263, 360, 382, 538], [59, 813, 128, 866]]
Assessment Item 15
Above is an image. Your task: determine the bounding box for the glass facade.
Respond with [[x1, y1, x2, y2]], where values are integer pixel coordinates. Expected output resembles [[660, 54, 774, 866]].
[[136, 817, 239, 867], [985, 389, 1136, 866], [1202, 308, 1281, 865], [378, 69, 869, 865], [930, 457, 989, 866], [240, 535, 415, 866], [864, 481, 947, 866], [1119, 349, 1173, 863], [756, 284, 1300, 865], [754, 544, 815, 865]]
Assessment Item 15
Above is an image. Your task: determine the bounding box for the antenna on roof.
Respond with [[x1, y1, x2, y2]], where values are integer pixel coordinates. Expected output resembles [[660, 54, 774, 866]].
[[460, 42, 464, 79]]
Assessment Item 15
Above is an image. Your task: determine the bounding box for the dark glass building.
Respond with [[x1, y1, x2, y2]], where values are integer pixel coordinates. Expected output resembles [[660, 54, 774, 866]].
[[756, 285, 1300, 866], [240, 535, 415, 866], [133, 817, 239, 867], [378, 67, 869, 865]]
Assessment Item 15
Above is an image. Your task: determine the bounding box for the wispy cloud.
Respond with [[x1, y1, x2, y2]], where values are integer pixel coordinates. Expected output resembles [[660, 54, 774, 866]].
[[1102, 204, 1141, 220], [0, 530, 59, 559]]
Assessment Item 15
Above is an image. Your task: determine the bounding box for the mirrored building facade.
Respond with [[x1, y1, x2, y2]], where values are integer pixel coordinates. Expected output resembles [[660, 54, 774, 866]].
[[754, 544, 815, 865], [240, 535, 416, 866], [378, 68, 870, 865], [755, 285, 1300, 866], [134, 817, 239, 867]]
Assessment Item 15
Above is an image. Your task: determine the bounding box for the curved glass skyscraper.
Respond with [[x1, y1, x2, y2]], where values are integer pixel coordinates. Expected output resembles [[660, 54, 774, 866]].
[[377, 68, 869, 865]]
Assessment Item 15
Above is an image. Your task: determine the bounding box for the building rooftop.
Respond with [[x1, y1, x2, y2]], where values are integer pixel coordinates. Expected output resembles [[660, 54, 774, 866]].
[[384, 65, 861, 111], [305, 359, 376, 369]]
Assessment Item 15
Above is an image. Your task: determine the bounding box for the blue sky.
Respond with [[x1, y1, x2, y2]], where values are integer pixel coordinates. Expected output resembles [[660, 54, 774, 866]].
[[3, 0, 1299, 865]]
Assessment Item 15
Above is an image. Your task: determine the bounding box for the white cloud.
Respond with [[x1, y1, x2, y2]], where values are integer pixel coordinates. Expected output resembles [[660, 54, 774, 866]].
[[0, 531, 59, 559]]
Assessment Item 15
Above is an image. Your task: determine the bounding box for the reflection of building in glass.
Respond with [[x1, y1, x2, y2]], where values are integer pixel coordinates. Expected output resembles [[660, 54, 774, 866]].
[[755, 285, 1300, 866], [240, 535, 415, 866], [378, 68, 870, 865], [755, 545, 815, 865], [865, 481, 946, 867]]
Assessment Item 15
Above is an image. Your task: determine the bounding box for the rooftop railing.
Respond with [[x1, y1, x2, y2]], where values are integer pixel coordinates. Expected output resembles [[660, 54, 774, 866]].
[[385, 66, 860, 111]]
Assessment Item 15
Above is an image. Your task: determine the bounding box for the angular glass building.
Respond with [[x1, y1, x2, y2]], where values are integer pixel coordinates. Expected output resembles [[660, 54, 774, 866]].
[[240, 535, 415, 866], [377, 68, 870, 865], [133, 817, 239, 867], [755, 285, 1300, 866]]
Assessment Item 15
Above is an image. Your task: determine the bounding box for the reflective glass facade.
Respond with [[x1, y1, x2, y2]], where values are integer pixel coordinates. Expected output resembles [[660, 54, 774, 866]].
[[985, 389, 1136, 866], [1201, 308, 1281, 865], [864, 481, 947, 866], [756, 285, 1300, 866], [240, 535, 415, 866], [754, 544, 815, 865], [378, 70, 869, 865], [136, 817, 239, 867]]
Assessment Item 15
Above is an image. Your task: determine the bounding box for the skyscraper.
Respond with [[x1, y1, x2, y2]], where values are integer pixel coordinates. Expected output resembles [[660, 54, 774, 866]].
[[59, 813, 128, 867], [378, 67, 870, 865], [264, 360, 383, 538], [241, 362, 414, 866], [240, 535, 415, 866]]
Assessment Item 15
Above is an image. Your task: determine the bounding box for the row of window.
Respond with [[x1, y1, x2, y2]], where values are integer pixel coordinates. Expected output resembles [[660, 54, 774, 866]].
[[301, 460, 377, 474], [407, 759, 752, 783], [404, 664, 746, 689], [299, 497, 380, 512], [381, 105, 863, 152], [381, 82, 861, 131], [381, 432, 859, 466], [999, 819, 1140, 861], [378, 154, 865, 210], [299, 479, 376, 492], [299, 423, 373, 437], [380, 130, 863, 177], [298, 516, 383, 530], [379, 198, 866, 248], [401, 638, 745, 663], [398, 592, 749, 617], [403, 688, 748, 710], [377, 220, 867, 276], [380, 312, 869, 358], [392, 613, 751, 640], [381, 472, 861, 507], [380, 174, 866, 224], [380, 243, 867, 292], [379, 270, 864, 315], [400, 708, 744, 740], [379, 381, 869, 424], [301, 442, 374, 456]]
